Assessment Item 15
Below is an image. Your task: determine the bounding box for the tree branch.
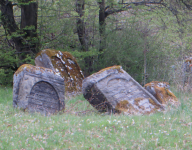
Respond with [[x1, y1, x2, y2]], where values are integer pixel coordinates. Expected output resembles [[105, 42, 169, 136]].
[[180, 0, 192, 10], [118, 0, 164, 6], [105, 0, 166, 18], [0, 65, 18, 71]]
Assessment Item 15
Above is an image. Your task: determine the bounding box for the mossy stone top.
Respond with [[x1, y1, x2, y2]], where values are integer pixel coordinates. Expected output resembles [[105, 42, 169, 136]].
[[35, 49, 84, 96]]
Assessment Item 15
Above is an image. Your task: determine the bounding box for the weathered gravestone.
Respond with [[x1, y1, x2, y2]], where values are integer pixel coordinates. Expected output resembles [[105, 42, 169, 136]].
[[35, 49, 84, 96], [182, 57, 192, 91], [144, 81, 180, 107], [83, 66, 164, 115], [13, 64, 65, 115]]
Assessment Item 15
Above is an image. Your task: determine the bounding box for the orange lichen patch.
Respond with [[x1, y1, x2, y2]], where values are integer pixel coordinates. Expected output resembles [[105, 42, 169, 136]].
[[115, 98, 160, 115], [100, 65, 122, 72], [134, 98, 146, 111], [144, 81, 180, 106], [148, 98, 161, 108], [185, 58, 192, 63], [36, 49, 84, 94], [185, 57, 192, 69], [115, 100, 136, 114], [165, 88, 177, 98], [89, 65, 124, 78], [144, 81, 169, 87], [98, 65, 124, 73], [135, 97, 154, 108], [15, 64, 54, 76]]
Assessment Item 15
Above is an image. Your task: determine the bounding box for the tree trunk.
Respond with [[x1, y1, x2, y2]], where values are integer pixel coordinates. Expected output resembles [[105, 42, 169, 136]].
[[20, 0, 39, 55], [0, 0, 39, 65], [98, 0, 106, 61], [76, 0, 92, 76]]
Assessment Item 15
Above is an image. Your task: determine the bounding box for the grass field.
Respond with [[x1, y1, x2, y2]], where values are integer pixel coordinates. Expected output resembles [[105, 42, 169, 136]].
[[0, 86, 192, 149]]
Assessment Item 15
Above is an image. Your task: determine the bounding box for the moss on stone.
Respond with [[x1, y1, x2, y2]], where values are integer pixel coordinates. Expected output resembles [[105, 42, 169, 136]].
[[185, 58, 192, 63], [144, 81, 179, 106], [89, 66, 124, 79], [15, 64, 54, 76], [98, 65, 124, 73], [36, 49, 84, 95], [115, 100, 136, 114]]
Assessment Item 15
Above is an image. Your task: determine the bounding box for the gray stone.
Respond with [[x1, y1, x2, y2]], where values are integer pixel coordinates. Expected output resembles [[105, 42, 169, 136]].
[[35, 49, 84, 97], [82, 66, 164, 115], [13, 64, 65, 115]]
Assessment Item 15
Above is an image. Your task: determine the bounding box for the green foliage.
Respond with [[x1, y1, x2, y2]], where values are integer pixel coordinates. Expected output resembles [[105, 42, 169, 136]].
[[103, 28, 145, 82], [99, 24, 166, 83], [0, 69, 14, 85], [38, 0, 78, 50], [0, 44, 17, 85], [0, 34, 35, 85], [21, 54, 35, 65], [1, 0, 192, 86]]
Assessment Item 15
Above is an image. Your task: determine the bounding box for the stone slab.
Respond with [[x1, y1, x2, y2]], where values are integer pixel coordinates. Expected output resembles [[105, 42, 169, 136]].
[[82, 66, 164, 115], [35, 49, 84, 97], [13, 64, 65, 115]]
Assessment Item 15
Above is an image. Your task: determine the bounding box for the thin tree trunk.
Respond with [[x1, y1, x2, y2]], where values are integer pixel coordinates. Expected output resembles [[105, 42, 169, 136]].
[[76, 0, 92, 76], [98, 0, 106, 56], [21, 0, 39, 55]]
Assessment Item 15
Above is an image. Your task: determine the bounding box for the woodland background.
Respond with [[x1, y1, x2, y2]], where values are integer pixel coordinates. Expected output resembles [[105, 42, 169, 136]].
[[0, 0, 192, 86], [1, 1, 192, 149]]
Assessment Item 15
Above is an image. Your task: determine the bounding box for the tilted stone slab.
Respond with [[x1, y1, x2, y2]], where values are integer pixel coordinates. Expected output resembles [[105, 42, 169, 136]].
[[82, 66, 164, 115], [35, 49, 84, 96], [13, 64, 65, 115], [144, 81, 180, 107]]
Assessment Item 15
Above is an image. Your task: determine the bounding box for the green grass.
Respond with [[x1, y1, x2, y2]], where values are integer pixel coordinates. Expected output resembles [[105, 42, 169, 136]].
[[0, 86, 192, 149]]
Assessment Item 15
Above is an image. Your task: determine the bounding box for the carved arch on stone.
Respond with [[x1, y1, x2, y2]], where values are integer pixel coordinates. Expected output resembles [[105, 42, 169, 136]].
[[28, 81, 60, 114]]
